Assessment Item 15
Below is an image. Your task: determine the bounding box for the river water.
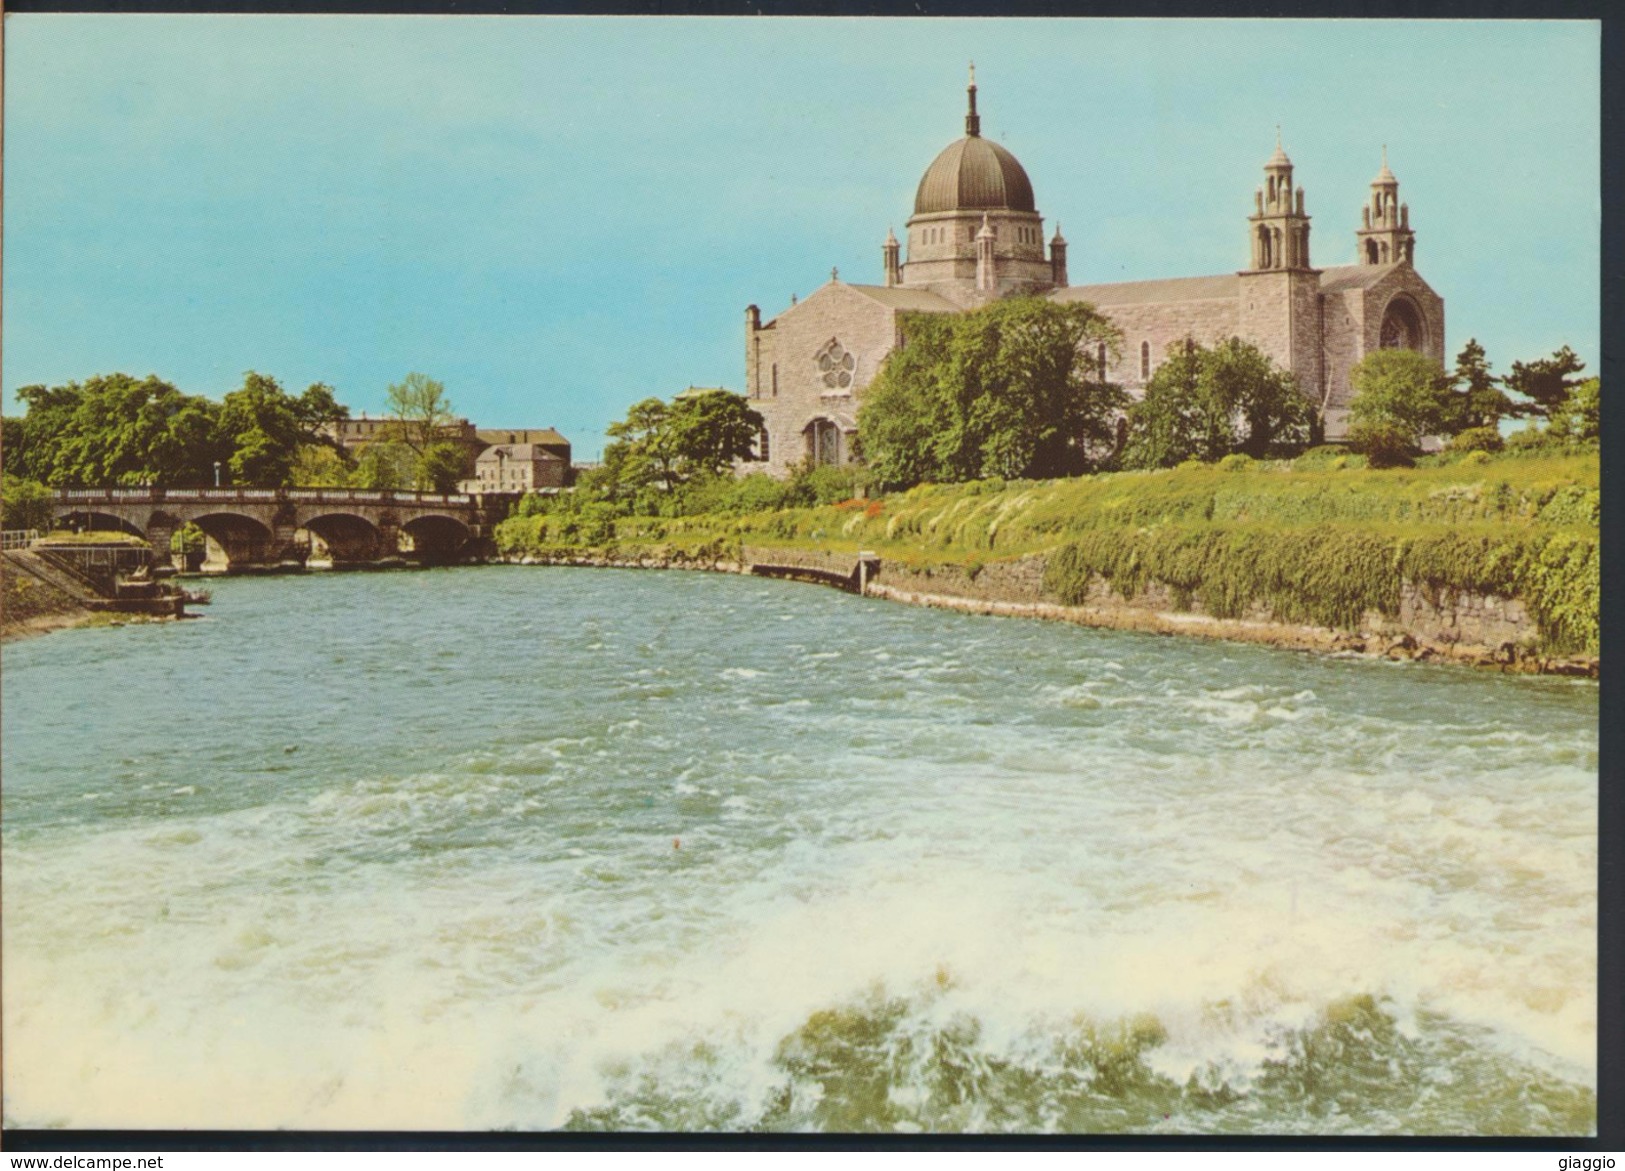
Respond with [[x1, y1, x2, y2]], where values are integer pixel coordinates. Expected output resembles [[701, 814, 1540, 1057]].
[[1, 567, 1598, 1134]]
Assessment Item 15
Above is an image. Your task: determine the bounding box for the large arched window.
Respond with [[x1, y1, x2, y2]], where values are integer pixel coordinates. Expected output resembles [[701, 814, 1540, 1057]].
[[1379, 295, 1426, 351]]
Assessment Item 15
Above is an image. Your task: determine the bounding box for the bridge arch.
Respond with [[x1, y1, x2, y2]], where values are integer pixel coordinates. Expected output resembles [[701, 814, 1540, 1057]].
[[56, 510, 145, 538], [189, 511, 277, 573], [400, 514, 471, 565], [298, 511, 385, 567]]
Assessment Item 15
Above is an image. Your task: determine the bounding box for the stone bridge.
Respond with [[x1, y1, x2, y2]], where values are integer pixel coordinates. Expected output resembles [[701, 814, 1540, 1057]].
[[53, 487, 511, 573]]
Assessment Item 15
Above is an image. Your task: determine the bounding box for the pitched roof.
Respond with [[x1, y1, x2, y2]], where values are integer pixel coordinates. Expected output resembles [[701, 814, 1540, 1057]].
[[476, 443, 567, 464], [1050, 273, 1241, 306], [1316, 264, 1397, 294], [475, 428, 569, 448], [846, 284, 961, 312]]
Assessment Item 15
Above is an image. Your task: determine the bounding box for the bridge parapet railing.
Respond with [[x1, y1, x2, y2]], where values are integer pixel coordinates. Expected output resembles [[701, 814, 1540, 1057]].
[[51, 487, 477, 506], [1, 529, 41, 550]]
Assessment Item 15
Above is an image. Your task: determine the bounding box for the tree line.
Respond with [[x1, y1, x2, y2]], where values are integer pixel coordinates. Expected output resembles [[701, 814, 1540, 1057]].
[[1, 371, 479, 525]]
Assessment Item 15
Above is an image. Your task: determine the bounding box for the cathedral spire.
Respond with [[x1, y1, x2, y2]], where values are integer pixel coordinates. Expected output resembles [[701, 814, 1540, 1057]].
[[965, 61, 980, 138]]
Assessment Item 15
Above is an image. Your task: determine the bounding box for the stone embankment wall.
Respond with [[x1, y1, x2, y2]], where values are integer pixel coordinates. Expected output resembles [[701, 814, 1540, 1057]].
[[869, 554, 1589, 676]]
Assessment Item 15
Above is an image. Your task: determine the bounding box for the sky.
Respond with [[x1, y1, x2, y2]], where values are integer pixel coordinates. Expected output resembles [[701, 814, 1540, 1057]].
[[2, 15, 1601, 461]]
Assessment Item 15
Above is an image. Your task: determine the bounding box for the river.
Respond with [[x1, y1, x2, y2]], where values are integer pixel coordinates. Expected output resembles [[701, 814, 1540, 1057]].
[[0, 566, 1598, 1134]]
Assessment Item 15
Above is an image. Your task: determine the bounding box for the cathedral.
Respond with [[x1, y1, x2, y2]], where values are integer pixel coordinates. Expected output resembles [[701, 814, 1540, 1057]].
[[744, 70, 1446, 475]]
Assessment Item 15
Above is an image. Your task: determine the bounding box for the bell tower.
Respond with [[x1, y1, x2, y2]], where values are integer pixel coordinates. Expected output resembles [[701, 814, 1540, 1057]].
[[1246, 128, 1313, 272], [1356, 146, 1415, 266], [1239, 130, 1323, 411]]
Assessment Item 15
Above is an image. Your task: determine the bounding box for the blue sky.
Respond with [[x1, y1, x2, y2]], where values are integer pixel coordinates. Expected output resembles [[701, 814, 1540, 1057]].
[[3, 16, 1600, 460]]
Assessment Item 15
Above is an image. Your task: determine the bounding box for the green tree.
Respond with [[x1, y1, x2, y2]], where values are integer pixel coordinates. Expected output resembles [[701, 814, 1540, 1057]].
[[1122, 337, 1309, 468], [8, 383, 84, 482], [383, 372, 457, 455], [352, 441, 417, 490], [219, 372, 310, 486], [1347, 349, 1455, 451], [603, 397, 678, 497], [858, 297, 1125, 489], [289, 444, 354, 487], [1548, 376, 1600, 441], [1503, 345, 1586, 420], [2, 474, 56, 532], [418, 442, 471, 494], [217, 373, 351, 487], [1446, 339, 1512, 431], [664, 390, 765, 478], [18, 374, 226, 486], [1122, 343, 1208, 469]]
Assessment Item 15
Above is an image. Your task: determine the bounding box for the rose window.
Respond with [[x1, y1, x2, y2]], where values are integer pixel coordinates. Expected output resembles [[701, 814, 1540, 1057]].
[[817, 338, 856, 390]]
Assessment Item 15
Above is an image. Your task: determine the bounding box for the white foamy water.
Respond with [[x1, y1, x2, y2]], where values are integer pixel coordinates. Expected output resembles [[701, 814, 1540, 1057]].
[[1, 567, 1598, 1133]]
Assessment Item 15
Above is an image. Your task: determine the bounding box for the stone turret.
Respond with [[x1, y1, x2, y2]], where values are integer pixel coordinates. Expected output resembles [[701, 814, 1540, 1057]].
[[975, 213, 997, 291], [1356, 146, 1415, 265], [1050, 223, 1068, 287], [882, 227, 901, 287], [1246, 128, 1313, 271]]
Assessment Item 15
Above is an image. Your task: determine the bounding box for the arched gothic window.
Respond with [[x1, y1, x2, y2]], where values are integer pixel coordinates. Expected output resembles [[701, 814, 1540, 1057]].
[[816, 338, 856, 390], [1097, 343, 1108, 376], [806, 419, 841, 466], [1365, 239, 1379, 264], [758, 426, 771, 463], [1140, 341, 1151, 381]]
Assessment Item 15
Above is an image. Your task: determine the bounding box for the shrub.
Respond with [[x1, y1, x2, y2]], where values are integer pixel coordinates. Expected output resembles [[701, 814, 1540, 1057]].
[[1449, 426, 1504, 454], [1292, 445, 1348, 469], [1504, 425, 1566, 453], [1217, 453, 1254, 472], [787, 463, 869, 508], [1347, 422, 1414, 469]]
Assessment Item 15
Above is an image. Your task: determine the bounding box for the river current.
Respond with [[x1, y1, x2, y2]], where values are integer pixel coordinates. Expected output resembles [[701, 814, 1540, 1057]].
[[1, 567, 1598, 1134]]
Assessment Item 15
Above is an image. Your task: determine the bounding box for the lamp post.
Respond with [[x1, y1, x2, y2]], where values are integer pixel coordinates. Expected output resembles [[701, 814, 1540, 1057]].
[[213, 461, 222, 488]]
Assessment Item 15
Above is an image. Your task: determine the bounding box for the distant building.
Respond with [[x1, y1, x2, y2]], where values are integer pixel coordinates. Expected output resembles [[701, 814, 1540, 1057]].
[[325, 416, 573, 494], [324, 415, 479, 451], [473, 428, 571, 464], [471, 443, 569, 493]]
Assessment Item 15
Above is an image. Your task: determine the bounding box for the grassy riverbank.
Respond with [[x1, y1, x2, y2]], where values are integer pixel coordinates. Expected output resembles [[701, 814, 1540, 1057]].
[[495, 448, 1600, 657]]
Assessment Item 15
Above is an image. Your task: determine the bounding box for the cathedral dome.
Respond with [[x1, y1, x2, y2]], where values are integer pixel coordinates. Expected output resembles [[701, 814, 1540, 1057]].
[[913, 135, 1036, 215]]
